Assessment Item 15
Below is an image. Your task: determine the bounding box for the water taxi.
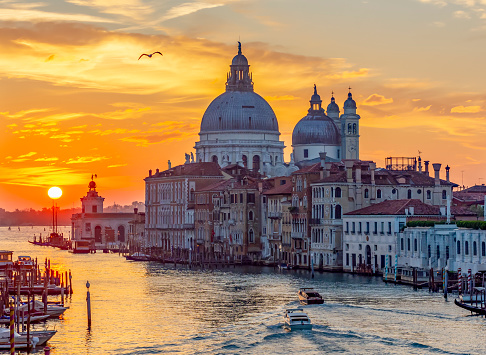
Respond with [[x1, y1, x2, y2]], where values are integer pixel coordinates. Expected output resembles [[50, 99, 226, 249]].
[[297, 288, 324, 305], [283, 308, 312, 330]]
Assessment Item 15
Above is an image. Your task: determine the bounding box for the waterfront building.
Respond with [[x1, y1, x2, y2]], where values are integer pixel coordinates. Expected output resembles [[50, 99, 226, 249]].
[[290, 163, 321, 268], [262, 177, 292, 263], [127, 211, 145, 252], [144, 162, 226, 257], [342, 199, 443, 274], [71, 177, 141, 249], [310, 158, 455, 271], [398, 224, 486, 274]]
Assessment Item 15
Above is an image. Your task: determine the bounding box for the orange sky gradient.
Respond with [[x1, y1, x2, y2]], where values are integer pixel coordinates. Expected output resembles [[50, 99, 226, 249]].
[[1, 0, 485, 211]]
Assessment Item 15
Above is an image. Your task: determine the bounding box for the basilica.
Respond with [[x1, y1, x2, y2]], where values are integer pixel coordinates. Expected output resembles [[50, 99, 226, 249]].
[[194, 42, 360, 175]]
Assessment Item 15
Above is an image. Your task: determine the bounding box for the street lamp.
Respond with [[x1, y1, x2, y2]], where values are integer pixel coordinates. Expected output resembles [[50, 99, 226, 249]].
[[48, 187, 62, 234]]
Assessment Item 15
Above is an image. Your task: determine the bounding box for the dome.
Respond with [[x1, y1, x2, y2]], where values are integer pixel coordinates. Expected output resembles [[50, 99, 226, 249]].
[[200, 91, 279, 133], [343, 92, 357, 109], [88, 181, 96, 189], [292, 114, 341, 146], [327, 97, 339, 113], [232, 54, 248, 66]]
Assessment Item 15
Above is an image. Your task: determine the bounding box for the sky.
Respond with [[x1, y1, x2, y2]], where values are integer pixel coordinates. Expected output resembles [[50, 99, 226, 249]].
[[1, 0, 486, 211]]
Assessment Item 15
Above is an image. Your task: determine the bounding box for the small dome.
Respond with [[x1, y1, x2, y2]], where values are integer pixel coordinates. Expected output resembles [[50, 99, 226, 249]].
[[292, 114, 341, 146], [344, 92, 357, 109], [327, 97, 339, 113], [232, 54, 248, 66], [88, 181, 96, 189]]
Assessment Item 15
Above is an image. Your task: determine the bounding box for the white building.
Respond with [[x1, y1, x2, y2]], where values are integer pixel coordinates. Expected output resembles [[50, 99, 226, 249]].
[[399, 224, 486, 274], [342, 199, 442, 273]]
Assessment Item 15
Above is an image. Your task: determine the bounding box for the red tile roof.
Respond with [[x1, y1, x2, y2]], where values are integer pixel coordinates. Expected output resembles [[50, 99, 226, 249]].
[[263, 182, 292, 195], [148, 162, 223, 179], [345, 199, 440, 216]]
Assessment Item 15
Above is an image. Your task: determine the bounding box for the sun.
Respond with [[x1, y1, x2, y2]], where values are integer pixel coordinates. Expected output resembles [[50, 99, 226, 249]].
[[48, 186, 63, 199]]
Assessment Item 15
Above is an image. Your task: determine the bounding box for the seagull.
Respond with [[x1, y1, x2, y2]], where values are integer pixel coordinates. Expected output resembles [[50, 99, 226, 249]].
[[138, 51, 163, 60]]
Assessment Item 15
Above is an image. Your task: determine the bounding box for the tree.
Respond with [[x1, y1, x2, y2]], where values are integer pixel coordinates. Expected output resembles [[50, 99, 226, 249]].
[[470, 205, 485, 221]]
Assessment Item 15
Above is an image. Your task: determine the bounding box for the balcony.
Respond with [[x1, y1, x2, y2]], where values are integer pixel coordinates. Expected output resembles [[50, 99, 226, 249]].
[[291, 231, 303, 239], [268, 233, 281, 241], [196, 238, 205, 245], [310, 218, 322, 225], [268, 211, 283, 219], [183, 223, 195, 229]]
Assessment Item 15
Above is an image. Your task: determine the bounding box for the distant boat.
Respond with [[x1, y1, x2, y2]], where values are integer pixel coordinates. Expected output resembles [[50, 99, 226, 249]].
[[126, 252, 151, 261], [297, 288, 324, 305]]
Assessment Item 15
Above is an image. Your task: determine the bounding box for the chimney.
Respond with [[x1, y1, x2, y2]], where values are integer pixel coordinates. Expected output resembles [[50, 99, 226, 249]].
[[134, 208, 138, 214], [446, 194, 451, 224], [432, 163, 441, 186], [344, 160, 354, 183], [168, 160, 171, 169], [370, 162, 376, 185], [424, 161, 429, 176], [418, 156, 422, 173], [446, 165, 450, 183], [149, 169, 152, 177], [409, 206, 414, 215], [319, 152, 327, 168], [156, 168, 159, 174]]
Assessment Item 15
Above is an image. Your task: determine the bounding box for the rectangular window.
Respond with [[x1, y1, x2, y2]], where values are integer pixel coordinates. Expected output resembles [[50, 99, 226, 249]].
[[248, 193, 255, 203], [388, 222, 392, 234], [352, 222, 355, 233], [374, 222, 378, 234], [240, 193, 243, 203], [366, 222, 370, 234], [358, 222, 362, 234], [304, 149, 308, 158], [231, 194, 234, 204], [92, 205, 97, 213], [346, 222, 349, 233], [346, 253, 349, 266]]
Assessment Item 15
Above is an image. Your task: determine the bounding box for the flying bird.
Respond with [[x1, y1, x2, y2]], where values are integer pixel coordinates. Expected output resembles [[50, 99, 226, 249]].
[[138, 51, 163, 60]]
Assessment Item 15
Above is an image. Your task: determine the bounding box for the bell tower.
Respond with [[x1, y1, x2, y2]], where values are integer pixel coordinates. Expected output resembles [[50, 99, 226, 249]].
[[341, 89, 360, 160]]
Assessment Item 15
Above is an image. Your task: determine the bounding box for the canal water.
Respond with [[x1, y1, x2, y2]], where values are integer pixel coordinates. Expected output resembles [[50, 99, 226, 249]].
[[1, 226, 485, 354]]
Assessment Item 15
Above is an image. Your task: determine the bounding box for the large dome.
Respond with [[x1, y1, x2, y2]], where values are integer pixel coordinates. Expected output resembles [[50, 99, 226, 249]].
[[200, 91, 279, 133], [292, 114, 341, 145]]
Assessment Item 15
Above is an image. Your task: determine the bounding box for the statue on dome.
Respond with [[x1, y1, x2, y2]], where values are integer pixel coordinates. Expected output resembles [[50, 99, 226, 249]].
[[184, 153, 190, 164], [191, 152, 194, 163]]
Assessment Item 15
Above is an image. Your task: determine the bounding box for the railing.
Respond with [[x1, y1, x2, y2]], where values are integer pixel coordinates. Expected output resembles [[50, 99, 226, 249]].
[[183, 223, 195, 229], [268, 211, 283, 219], [309, 218, 322, 225], [291, 231, 303, 239]]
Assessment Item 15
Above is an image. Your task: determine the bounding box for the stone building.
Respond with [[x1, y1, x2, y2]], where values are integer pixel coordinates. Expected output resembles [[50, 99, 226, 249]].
[[71, 177, 140, 249]]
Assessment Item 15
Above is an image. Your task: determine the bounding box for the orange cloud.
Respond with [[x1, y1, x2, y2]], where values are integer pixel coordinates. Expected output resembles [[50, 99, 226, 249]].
[[450, 105, 482, 113], [362, 94, 393, 106]]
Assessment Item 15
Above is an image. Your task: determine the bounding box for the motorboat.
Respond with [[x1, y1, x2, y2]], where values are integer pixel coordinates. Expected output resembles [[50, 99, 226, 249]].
[[16, 255, 34, 267], [19, 329, 57, 346], [278, 263, 292, 270], [0, 313, 49, 325], [14, 300, 69, 318], [126, 252, 151, 261], [297, 288, 324, 305], [0, 328, 40, 349], [283, 308, 312, 330]]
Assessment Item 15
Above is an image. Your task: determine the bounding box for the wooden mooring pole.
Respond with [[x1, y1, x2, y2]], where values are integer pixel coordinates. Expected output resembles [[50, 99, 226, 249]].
[[86, 281, 91, 329]]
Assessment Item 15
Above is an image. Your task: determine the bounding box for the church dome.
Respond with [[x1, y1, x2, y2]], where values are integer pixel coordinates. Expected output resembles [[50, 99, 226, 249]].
[[343, 92, 357, 109], [200, 91, 279, 133], [292, 115, 341, 145], [327, 96, 339, 113], [232, 53, 248, 66], [292, 86, 341, 146]]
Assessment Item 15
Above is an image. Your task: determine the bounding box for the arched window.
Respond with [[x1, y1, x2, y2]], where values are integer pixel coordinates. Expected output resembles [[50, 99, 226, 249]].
[[407, 189, 412, 199], [364, 189, 369, 198], [335, 187, 342, 198], [428, 245, 431, 258], [442, 190, 447, 199], [249, 229, 254, 243], [248, 211, 254, 221], [252, 155, 260, 172], [427, 190, 431, 199], [457, 241, 461, 254], [377, 189, 382, 199], [401, 238, 404, 250], [352, 123, 357, 134], [437, 245, 440, 259], [465, 241, 469, 255], [335, 205, 342, 219], [348, 123, 352, 134], [242, 155, 248, 168], [473, 241, 477, 256], [414, 238, 418, 252], [212, 155, 218, 164], [482, 242, 486, 257]]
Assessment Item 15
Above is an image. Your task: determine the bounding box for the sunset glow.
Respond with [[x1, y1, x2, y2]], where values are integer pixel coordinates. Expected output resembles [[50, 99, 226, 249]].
[[1, 0, 486, 211]]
